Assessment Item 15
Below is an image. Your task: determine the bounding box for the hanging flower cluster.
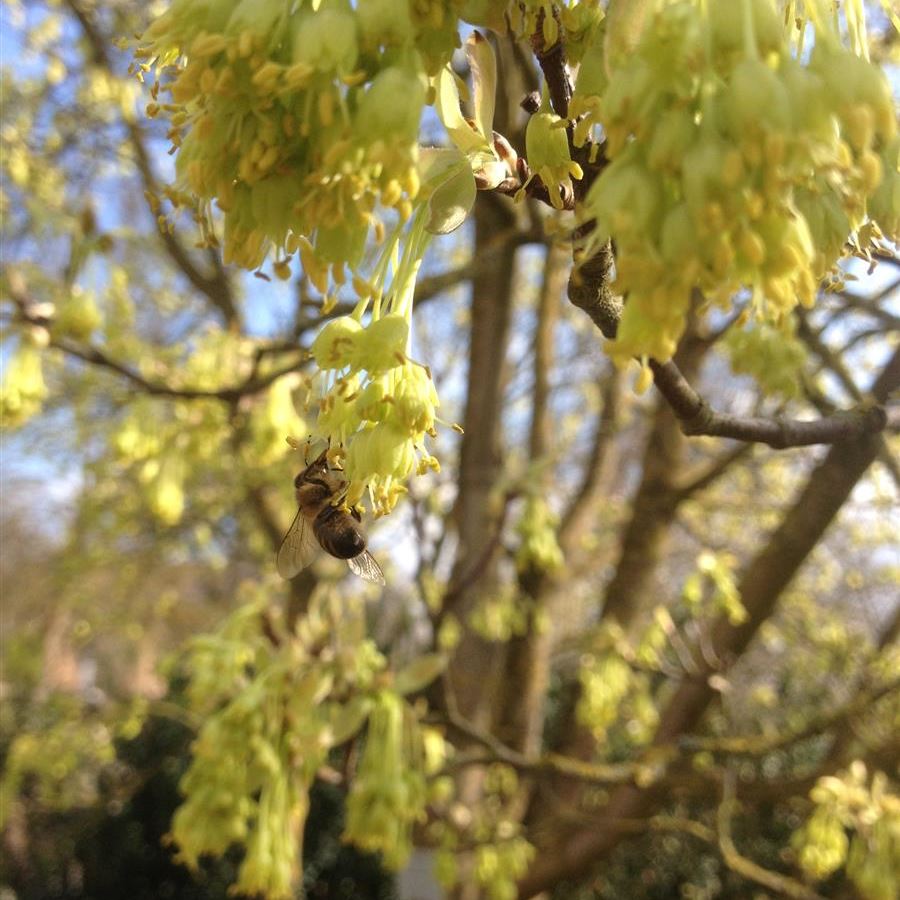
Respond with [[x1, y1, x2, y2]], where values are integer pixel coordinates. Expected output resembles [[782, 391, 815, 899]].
[[171, 587, 448, 898], [135, 8, 524, 516], [135, 0, 435, 277], [111, 331, 305, 526], [344, 690, 431, 868], [570, 0, 898, 365], [0, 337, 48, 428], [305, 210, 442, 515], [725, 316, 808, 399], [431, 763, 536, 900], [792, 762, 900, 900], [522, 96, 583, 209], [515, 495, 564, 573]]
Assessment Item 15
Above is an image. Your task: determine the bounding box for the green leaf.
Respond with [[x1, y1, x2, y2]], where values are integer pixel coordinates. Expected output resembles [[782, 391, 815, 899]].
[[325, 696, 373, 746], [435, 66, 490, 155], [467, 31, 496, 143], [427, 167, 476, 234], [393, 653, 447, 695], [419, 149, 477, 235]]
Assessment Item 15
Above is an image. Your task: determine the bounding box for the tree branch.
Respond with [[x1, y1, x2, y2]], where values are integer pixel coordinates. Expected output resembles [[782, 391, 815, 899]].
[[439, 710, 641, 786], [672, 442, 755, 501], [8, 274, 303, 401], [50, 332, 302, 402], [717, 772, 826, 900], [678, 677, 900, 757], [558, 367, 623, 554], [796, 311, 900, 491], [563, 201, 892, 448], [495, 245, 569, 767], [647, 358, 888, 448]]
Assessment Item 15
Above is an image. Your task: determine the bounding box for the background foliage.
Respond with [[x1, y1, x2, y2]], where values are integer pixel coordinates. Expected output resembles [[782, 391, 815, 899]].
[[1, 1, 898, 899]]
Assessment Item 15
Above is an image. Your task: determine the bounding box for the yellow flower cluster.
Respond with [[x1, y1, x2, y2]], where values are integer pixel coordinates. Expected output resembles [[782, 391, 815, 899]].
[[681, 550, 747, 625], [111, 330, 303, 526], [515, 495, 564, 573], [136, 0, 435, 279], [508, 0, 605, 50], [306, 213, 442, 515], [524, 106, 583, 209], [726, 317, 808, 398], [344, 690, 429, 869], [577, 620, 663, 745], [793, 762, 900, 899], [431, 763, 536, 900], [469, 587, 537, 642], [171, 587, 404, 899], [0, 338, 48, 429], [571, 0, 898, 364], [1, 700, 115, 817]]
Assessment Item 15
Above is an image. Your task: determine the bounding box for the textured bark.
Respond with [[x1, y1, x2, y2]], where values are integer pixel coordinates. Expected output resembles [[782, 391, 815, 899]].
[[525, 337, 709, 836], [442, 196, 519, 900], [648, 357, 887, 447], [444, 195, 518, 733], [124, 632, 166, 699], [517, 346, 900, 897], [495, 244, 567, 757], [600, 335, 709, 627], [557, 368, 623, 557], [541, 335, 708, 779]]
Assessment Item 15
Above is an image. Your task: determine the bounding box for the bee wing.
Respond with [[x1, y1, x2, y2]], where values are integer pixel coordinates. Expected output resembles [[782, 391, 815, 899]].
[[347, 550, 385, 586], [276, 509, 320, 579]]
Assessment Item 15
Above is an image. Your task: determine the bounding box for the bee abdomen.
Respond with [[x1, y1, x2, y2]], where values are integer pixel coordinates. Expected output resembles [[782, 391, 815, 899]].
[[314, 506, 366, 559]]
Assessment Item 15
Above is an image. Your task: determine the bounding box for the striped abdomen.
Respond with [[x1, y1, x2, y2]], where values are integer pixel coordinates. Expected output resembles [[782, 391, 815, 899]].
[[313, 505, 367, 559]]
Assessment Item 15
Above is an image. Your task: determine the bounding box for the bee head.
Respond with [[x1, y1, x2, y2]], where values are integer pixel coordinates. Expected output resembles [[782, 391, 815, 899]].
[[295, 450, 331, 488]]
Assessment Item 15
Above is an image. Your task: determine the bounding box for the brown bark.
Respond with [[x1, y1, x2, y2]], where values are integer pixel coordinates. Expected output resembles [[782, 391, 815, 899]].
[[599, 338, 709, 627], [495, 244, 567, 757], [557, 368, 623, 558], [525, 336, 710, 835], [124, 632, 166, 699], [444, 194, 518, 736]]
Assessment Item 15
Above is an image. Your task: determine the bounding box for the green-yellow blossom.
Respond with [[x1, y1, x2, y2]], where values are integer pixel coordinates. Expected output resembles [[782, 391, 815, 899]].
[[1, 339, 48, 429], [136, 0, 429, 286], [524, 108, 583, 209], [344, 691, 428, 869], [572, 0, 898, 366]]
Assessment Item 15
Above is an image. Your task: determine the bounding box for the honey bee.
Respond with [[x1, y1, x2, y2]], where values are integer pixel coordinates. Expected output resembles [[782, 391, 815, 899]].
[[277, 449, 385, 584]]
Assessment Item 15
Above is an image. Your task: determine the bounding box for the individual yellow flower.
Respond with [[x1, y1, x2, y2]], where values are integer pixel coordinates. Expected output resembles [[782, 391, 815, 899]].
[[523, 106, 583, 209]]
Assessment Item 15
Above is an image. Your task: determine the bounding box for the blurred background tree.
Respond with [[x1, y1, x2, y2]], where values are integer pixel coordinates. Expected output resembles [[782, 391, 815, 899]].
[[1, 1, 898, 899]]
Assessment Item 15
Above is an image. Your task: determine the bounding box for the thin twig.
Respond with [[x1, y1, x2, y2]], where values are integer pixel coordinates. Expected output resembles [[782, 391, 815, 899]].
[[717, 772, 827, 900], [438, 709, 645, 786], [680, 678, 900, 756], [648, 358, 889, 448]]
